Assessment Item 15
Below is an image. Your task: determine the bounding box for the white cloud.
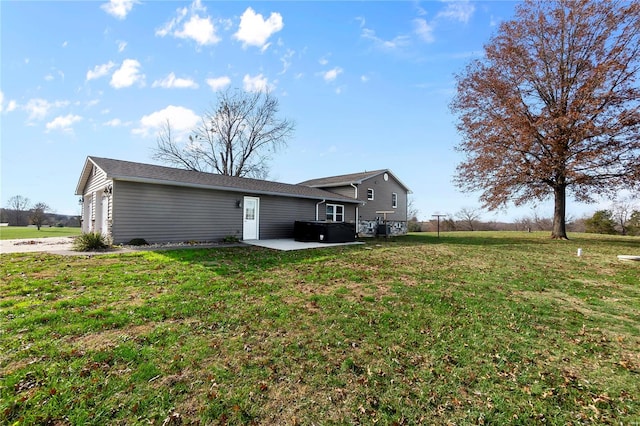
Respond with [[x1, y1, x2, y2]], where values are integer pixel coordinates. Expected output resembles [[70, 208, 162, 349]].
[[45, 114, 82, 132], [23, 98, 69, 121], [361, 28, 411, 51], [87, 61, 116, 81], [176, 15, 219, 45], [152, 72, 198, 89], [322, 67, 343, 82], [156, 6, 188, 37], [234, 7, 283, 49], [132, 105, 200, 138], [25, 99, 52, 120], [206, 76, 231, 91], [5, 99, 18, 113], [279, 49, 295, 75], [243, 74, 271, 92], [103, 118, 130, 127], [44, 69, 65, 82], [361, 75, 369, 83], [437, 1, 475, 24], [101, 0, 137, 20], [62, 41, 68, 48], [413, 18, 435, 43], [110, 59, 144, 89], [156, 1, 220, 46]]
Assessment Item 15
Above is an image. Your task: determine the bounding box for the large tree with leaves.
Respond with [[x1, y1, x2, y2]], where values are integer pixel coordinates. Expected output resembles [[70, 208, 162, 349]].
[[153, 89, 295, 179], [451, 0, 640, 239]]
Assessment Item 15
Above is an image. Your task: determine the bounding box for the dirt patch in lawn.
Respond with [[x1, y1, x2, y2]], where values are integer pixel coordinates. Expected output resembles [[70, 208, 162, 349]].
[[513, 288, 638, 332], [66, 323, 159, 351]]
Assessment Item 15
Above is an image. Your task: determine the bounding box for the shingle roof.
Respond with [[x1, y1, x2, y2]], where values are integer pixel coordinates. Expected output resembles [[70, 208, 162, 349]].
[[76, 156, 360, 204], [298, 170, 386, 187], [299, 169, 411, 192]]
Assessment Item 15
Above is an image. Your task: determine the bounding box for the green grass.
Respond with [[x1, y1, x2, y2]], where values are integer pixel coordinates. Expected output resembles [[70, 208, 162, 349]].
[[1, 231, 639, 425], [0, 226, 81, 240]]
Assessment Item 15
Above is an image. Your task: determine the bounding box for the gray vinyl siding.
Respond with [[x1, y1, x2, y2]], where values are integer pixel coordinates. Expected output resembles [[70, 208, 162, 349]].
[[112, 180, 243, 244], [324, 186, 357, 198], [358, 176, 408, 221], [83, 165, 109, 195], [111, 180, 359, 243], [80, 165, 111, 232], [83, 165, 111, 223], [258, 196, 319, 239], [321, 180, 407, 222]]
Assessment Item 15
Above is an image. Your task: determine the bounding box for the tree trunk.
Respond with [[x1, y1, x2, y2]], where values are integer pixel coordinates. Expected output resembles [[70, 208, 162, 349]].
[[551, 185, 568, 239]]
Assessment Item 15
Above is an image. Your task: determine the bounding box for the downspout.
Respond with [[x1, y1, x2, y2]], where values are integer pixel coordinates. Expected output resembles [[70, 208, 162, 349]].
[[350, 183, 359, 224], [315, 199, 326, 221]]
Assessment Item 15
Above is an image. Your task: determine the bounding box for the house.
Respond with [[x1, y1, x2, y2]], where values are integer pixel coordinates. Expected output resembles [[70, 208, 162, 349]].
[[299, 170, 411, 237], [75, 156, 410, 244]]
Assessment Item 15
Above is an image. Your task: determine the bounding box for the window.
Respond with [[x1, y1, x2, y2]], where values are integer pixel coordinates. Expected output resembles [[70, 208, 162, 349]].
[[326, 204, 344, 222], [367, 188, 374, 200], [392, 193, 398, 208]]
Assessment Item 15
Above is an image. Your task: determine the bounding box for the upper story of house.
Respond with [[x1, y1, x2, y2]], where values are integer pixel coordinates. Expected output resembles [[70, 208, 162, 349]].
[[299, 169, 411, 222]]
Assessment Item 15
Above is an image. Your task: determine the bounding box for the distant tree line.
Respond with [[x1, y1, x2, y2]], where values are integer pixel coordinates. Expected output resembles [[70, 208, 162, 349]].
[[408, 199, 640, 236], [584, 204, 640, 236], [1, 195, 80, 228]]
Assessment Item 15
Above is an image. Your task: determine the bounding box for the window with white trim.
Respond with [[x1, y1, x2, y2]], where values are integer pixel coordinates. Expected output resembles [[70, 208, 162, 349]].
[[392, 193, 398, 208], [367, 188, 374, 200], [326, 204, 344, 222]]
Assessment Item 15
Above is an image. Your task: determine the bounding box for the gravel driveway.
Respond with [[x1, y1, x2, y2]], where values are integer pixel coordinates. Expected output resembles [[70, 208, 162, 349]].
[[0, 237, 133, 255], [0, 237, 231, 255]]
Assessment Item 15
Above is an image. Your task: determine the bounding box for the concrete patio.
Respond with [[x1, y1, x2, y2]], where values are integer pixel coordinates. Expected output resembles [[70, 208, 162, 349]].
[[243, 239, 364, 251]]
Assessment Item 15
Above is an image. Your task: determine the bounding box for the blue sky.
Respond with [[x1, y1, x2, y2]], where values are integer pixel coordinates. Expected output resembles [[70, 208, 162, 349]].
[[0, 0, 610, 221]]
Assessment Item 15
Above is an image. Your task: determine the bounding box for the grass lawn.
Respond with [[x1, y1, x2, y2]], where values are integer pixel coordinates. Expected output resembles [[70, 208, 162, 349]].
[[1, 232, 639, 425], [0, 226, 81, 240]]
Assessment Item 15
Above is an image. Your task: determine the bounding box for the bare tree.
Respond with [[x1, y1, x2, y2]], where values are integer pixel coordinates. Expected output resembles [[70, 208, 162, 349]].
[[627, 210, 640, 236], [30, 202, 50, 230], [451, 0, 640, 239], [455, 207, 482, 231], [407, 197, 419, 221], [515, 216, 534, 232], [531, 210, 553, 231], [407, 197, 422, 232], [610, 197, 638, 235], [153, 89, 295, 179], [442, 216, 456, 232], [7, 195, 31, 226]]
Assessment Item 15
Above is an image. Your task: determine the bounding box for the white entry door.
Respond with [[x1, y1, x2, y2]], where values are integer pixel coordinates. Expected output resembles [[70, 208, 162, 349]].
[[243, 196, 259, 240]]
